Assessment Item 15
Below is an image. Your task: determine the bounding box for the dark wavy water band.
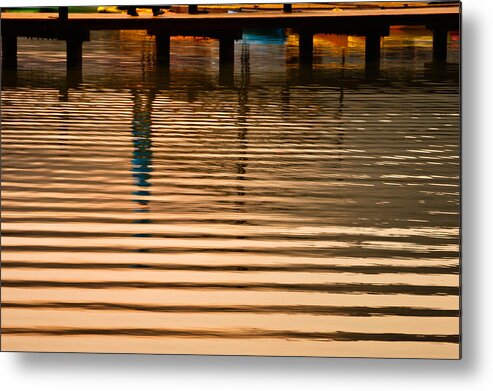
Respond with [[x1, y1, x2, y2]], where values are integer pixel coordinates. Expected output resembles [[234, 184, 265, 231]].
[[2, 301, 460, 317], [1, 174, 460, 191], [2, 217, 460, 231], [0, 230, 458, 246], [1, 327, 460, 343], [2, 280, 459, 296], [1, 246, 459, 259], [1, 261, 459, 275]]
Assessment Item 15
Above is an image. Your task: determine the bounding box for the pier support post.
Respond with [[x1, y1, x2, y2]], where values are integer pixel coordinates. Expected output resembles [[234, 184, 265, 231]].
[[155, 33, 171, 67], [59, 7, 68, 20], [283, 4, 293, 13], [1, 33, 17, 69], [298, 31, 313, 65], [66, 37, 83, 68], [432, 28, 448, 64], [365, 32, 381, 78], [298, 31, 313, 83], [219, 37, 235, 64], [219, 37, 235, 86], [365, 32, 381, 64]]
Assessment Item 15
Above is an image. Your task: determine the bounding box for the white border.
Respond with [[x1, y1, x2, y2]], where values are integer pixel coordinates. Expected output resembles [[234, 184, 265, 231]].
[[2, 0, 493, 390]]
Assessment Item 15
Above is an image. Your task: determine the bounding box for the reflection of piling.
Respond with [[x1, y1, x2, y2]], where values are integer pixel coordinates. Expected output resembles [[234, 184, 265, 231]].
[[336, 48, 346, 153], [336, 48, 345, 120], [280, 87, 291, 116], [298, 63, 313, 84], [130, 88, 155, 221], [234, 40, 250, 225], [59, 67, 83, 102], [240, 40, 250, 91], [1, 68, 18, 87], [153, 65, 170, 88], [219, 64, 235, 86], [130, 89, 155, 250], [67, 67, 83, 87]]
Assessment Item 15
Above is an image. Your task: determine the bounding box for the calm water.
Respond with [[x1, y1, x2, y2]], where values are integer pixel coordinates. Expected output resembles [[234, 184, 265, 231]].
[[1, 27, 460, 358]]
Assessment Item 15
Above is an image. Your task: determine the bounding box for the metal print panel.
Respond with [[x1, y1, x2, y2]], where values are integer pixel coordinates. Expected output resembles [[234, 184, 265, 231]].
[[0, 1, 461, 358]]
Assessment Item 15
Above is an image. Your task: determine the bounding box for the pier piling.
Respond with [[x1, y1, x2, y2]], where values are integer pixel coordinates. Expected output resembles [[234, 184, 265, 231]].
[[365, 33, 381, 64], [219, 36, 235, 64], [219, 37, 235, 86], [66, 37, 84, 68], [155, 33, 171, 67], [432, 28, 448, 63], [0, 6, 459, 74], [365, 32, 382, 78], [58, 7, 69, 20], [1, 34, 17, 69], [298, 31, 313, 65]]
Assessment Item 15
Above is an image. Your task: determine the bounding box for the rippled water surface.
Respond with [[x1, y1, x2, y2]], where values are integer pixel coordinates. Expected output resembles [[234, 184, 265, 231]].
[[1, 27, 460, 358]]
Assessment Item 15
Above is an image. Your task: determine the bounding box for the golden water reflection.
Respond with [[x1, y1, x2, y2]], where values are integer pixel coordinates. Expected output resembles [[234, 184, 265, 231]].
[[1, 27, 460, 358]]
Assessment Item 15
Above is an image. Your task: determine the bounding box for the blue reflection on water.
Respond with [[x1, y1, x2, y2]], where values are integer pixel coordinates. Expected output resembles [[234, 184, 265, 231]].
[[130, 89, 154, 246]]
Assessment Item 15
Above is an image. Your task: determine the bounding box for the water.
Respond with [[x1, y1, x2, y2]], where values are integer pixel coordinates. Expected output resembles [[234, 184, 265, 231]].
[[1, 27, 460, 358]]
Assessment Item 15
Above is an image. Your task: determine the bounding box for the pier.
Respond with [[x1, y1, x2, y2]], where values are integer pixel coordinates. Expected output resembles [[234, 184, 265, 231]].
[[1, 5, 460, 75]]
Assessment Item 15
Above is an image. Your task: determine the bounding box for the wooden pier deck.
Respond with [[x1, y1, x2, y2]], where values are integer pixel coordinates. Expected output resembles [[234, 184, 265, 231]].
[[1, 6, 460, 71], [1, 6, 460, 31]]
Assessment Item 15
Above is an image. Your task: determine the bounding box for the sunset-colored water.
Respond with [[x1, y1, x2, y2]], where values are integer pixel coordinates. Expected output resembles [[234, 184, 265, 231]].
[[1, 27, 460, 358]]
